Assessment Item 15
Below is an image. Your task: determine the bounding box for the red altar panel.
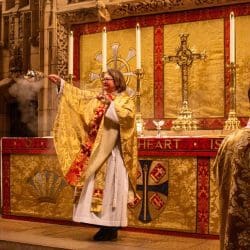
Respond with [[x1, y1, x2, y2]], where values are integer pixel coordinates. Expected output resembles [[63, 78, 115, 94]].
[[1, 137, 223, 237]]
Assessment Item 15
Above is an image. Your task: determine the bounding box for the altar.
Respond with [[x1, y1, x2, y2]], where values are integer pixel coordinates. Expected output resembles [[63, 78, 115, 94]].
[[1, 134, 224, 237]]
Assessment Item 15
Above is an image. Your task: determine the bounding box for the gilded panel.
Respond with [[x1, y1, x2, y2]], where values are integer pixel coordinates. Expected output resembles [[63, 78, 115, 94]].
[[79, 27, 154, 118], [128, 157, 197, 232], [236, 15, 250, 117], [209, 157, 220, 234], [10, 155, 73, 220], [163, 19, 224, 118]]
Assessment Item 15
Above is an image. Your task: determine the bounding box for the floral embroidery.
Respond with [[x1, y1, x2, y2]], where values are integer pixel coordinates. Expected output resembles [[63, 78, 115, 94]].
[[65, 94, 115, 186]]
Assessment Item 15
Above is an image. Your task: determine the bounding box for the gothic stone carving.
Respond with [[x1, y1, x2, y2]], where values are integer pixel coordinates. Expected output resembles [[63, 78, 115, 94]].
[[9, 45, 23, 73], [57, 9, 98, 77], [108, 0, 250, 19]]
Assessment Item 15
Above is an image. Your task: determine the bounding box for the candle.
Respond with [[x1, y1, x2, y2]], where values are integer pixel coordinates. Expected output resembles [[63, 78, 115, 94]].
[[229, 11, 235, 63], [136, 23, 141, 69], [68, 31, 74, 75], [102, 27, 107, 72]]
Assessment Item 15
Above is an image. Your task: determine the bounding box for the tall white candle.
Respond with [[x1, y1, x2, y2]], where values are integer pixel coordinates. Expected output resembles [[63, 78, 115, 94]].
[[230, 12, 235, 63], [102, 27, 107, 72], [136, 23, 141, 69], [68, 31, 74, 75]]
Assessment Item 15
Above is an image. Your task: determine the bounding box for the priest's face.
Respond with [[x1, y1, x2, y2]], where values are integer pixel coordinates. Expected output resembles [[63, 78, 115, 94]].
[[102, 73, 116, 93]]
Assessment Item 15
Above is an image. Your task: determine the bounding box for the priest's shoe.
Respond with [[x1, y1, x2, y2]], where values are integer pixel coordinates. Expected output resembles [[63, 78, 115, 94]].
[[93, 227, 118, 241]]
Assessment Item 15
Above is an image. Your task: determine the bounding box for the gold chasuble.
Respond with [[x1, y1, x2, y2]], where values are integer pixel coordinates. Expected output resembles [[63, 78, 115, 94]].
[[53, 83, 138, 211]]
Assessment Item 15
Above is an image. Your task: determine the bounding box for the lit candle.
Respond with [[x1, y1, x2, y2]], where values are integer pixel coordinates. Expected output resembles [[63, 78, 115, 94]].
[[230, 11, 235, 63], [68, 31, 74, 75], [102, 27, 107, 72], [136, 23, 141, 69]]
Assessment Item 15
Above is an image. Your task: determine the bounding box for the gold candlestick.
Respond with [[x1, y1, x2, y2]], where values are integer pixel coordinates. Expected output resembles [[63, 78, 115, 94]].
[[67, 74, 73, 84], [224, 63, 241, 130], [135, 68, 143, 112], [135, 68, 144, 136]]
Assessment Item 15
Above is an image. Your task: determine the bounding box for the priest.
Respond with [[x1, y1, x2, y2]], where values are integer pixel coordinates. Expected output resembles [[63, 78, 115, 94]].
[[213, 87, 250, 249], [48, 68, 138, 241]]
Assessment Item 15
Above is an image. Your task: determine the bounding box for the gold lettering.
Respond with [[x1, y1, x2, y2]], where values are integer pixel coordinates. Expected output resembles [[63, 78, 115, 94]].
[[164, 139, 171, 149], [211, 139, 222, 150], [155, 140, 163, 149], [214, 139, 222, 149], [146, 140, 154, 149], [138, 139, 146, 150], [173, 139, 180, 149]]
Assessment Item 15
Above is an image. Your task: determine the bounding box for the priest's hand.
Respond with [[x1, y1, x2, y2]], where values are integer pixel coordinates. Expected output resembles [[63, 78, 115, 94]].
[[48, 74, 61, 86], [96, 93, 111, 105]]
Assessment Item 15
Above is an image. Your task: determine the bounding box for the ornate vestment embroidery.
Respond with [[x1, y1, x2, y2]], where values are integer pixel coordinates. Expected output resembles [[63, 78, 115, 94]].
[[65, 94, 115, 188]]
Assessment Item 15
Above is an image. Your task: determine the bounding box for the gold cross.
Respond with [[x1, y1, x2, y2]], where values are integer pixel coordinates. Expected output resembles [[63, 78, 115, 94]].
[[162, 34, 206, 130], [163, 34, 206, 107]]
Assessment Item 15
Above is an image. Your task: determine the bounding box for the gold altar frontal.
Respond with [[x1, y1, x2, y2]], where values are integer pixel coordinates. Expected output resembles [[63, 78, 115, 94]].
[[1, 133, 224, 237]]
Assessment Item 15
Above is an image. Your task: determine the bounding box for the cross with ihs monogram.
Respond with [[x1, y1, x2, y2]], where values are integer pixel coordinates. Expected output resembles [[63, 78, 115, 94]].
[[163, 34, 206, 130]]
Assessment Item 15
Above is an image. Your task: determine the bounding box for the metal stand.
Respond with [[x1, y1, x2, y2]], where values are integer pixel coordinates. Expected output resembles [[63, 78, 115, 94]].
[[67, 74, 73, 84], [135, 68, 144, 136], [224, 63, 241, 130], [171, 101, 198, 131]]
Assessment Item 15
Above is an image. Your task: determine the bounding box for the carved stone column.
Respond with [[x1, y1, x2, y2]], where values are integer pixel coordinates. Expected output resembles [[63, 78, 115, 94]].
[[38, 0, 54, 136]]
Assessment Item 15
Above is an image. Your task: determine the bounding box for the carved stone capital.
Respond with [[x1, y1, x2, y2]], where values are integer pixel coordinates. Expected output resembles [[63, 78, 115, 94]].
[[108, 0, 250, 19], [57, 9, 98, 27]]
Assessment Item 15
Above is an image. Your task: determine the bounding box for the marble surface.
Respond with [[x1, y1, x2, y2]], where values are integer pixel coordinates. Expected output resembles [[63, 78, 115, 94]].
[[0, 217, 220, 250]]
